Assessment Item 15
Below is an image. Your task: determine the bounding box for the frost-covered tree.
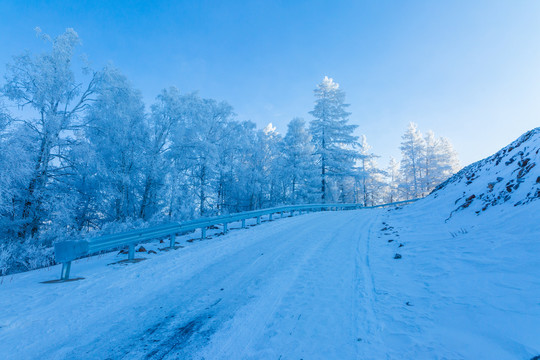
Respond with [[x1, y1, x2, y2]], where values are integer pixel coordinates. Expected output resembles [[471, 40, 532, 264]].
[[420, 130, 461, 194], [0, 106, 31, 238], [1, 28, 101, 238], [400, 124, 460, 198], [230, 123, 284, 210], [145, 88, 193, 220], [399, 122, 426, 199], [282, 118, 318, 203], [309, 76, 359, 202], [0, 102, 8, 130], [385, 157, 401, 203], [354, 135, 386, 206], [260, 123, 285, 207], [436, 137, 460, 180], [170, 94, 233, 216], [224, 121, 262, 211], [422, 130, 439, 194], [138, 87, 183, 221], [66, 140, 101, 231], [214, 120, 250, 213], [84, 66, 148, 222]]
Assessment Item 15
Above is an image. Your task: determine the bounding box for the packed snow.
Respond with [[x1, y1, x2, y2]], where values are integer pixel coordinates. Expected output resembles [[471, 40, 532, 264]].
[[1, 129, 539, 359]]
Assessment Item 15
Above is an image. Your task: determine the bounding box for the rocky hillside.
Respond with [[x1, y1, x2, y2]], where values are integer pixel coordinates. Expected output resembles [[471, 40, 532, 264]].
[[426, 127, 540, 220]]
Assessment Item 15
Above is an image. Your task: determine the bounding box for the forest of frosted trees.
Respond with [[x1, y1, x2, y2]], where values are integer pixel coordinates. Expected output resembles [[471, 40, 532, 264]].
[[0, 29, 459, 274]]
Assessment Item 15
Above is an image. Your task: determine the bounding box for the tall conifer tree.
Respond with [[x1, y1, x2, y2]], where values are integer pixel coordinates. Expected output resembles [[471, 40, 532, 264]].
[[309, 76, 359, 202]]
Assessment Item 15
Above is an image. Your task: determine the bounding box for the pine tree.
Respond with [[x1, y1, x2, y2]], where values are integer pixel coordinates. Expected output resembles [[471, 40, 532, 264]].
[[309, 76, 359, 202]]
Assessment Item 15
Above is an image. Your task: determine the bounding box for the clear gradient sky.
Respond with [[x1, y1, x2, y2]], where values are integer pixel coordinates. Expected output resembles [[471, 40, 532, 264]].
[[1, 0, 539, 167]]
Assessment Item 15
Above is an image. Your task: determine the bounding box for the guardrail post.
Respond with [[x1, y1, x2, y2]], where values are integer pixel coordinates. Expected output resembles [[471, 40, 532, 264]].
[[256, 216, 261, 225], [269, 213, 273, 221], [128, 244, 135, 261], [201, 227, 207, 239], [280, 212, 284, 218], [60, 262, 71, 280], [242, 219, 246, 228], [223, 222, 228, 233], [169, 234, 176, 248]]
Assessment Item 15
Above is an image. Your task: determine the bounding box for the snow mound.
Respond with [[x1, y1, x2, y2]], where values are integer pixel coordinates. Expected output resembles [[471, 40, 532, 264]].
[[429, 127, 540, 218]]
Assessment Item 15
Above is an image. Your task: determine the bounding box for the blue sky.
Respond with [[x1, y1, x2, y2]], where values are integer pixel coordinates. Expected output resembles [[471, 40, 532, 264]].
[[1, 0, 539, 166]]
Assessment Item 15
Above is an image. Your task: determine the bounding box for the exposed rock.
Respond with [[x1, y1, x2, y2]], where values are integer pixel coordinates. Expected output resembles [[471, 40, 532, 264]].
[[432, 127, 540, 218]]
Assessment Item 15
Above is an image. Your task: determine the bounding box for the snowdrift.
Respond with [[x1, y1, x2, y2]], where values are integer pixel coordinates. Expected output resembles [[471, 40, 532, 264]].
[[422, 127, 540, 220]]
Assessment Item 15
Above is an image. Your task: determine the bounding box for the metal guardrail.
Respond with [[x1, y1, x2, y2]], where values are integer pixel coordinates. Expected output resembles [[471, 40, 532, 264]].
[[53, 199, 419, 280]]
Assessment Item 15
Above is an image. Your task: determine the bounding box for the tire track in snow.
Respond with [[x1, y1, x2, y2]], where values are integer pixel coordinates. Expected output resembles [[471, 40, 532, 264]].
[[116, 212, 339, 359], [200, 218, 347, 359], [59, 210, 380, 359], [354, 210, 385, 357], [61, 214, 329, 360], [195, 210, 380, 359]]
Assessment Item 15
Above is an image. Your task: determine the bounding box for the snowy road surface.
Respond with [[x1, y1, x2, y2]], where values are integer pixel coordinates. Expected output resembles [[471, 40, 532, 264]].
[[1, 205, 539, 359]]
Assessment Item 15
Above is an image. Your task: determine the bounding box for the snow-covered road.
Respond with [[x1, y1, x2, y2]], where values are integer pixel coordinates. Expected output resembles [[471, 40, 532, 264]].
[[115, 210, 380, 360], [1, 210, 382, 359], [2, 204, 539, 359]]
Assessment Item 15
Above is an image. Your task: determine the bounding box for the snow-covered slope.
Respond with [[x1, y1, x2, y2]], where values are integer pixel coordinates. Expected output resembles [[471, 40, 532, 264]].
[[423, 127, 540, 220], [371, 195, 540, 359], [373, 128, 540, 358]]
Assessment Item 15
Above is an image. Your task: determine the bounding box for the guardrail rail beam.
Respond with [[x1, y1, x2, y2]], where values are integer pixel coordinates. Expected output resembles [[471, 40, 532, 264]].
[[51, 199, 420, 281]]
